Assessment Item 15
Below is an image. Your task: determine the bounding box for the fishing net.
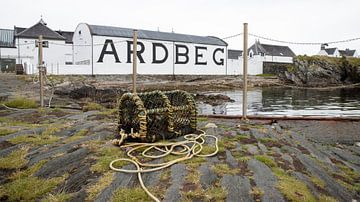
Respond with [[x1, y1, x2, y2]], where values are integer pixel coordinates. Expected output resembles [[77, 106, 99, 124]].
[[117, 90, 197, 142]]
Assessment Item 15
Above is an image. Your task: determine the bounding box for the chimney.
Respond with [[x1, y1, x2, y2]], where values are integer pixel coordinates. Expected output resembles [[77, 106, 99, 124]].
[[321, 44, 325, 50]]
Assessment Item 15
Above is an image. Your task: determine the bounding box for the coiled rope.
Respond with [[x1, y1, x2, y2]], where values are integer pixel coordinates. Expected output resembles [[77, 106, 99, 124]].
[[109, 129, 218, 202]]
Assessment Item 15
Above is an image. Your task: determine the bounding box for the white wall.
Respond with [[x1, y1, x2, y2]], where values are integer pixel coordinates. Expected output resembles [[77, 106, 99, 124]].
[[73, 24, 227, 75], [227, 57, 263, 75], [73, 23, 92, 67]]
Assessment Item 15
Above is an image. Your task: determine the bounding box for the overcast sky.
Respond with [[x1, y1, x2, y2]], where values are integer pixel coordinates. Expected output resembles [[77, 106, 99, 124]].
[[1, 0, 359, 55]]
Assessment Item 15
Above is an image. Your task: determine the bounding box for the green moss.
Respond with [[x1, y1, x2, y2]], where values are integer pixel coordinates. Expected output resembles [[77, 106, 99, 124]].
[[309, 175, 325, 189], [111, 187, 151, 202], [273, 168, 316, 202], [196, 117, 208, 122], [10, 134, 60, 145], [91, 146, 127, 173], [258, 137, 276, 143], [318, 194, 338, 202], [3, 97, 37, 109], [204, 186, 227, 201], [0, 147, 29, 169], [159, 169, 171, 181], [63, 129, 89, 143], [182, 186, 227, 202], [98, 108, 118, 116], [10, 160, 47, 180], [256, 73, 276, 77], [9, 124, 64, 145], [0, 128, 16, 136], [83, 102, 104, 112], [87, 172, 114, 200], [42, 192, 73, 202], [212, 163, 238, 176], [255, 155, 277, 168], [0, 176, 64, 201], [238, 156, 251, 163]]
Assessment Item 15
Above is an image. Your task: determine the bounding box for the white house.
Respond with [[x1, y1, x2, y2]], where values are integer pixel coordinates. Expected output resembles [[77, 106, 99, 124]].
[[339, 49, 358, 58], [72, 23, 228, 75], [317, 45, 341, 57], [0, 19, 72, 74], [248, 40, 296, 63]]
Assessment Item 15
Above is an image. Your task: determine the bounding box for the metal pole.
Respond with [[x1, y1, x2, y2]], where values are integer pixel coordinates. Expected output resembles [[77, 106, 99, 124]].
[[38, 35, 44, 107], [242, 23, 248, 120], [132, 30, 138, 94]]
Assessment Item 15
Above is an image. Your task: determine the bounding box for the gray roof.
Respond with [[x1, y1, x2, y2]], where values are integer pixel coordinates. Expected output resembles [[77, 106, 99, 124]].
[[0, 29, 15, 47], [339, 49, 356, 57], [16, 22, 65, 40], [56, 31, 74, 44], [324, 48, 337, 55], [228, 49, 243, 59], [87, 24, 227, 46], [249, 41, 296, 57]]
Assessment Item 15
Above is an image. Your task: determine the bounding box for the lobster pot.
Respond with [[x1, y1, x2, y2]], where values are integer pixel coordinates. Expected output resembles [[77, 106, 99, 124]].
[[118, 90, 197, 142]]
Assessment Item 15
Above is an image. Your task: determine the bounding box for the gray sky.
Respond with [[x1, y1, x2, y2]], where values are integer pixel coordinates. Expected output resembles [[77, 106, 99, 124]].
[[1, 0, 359, 55]]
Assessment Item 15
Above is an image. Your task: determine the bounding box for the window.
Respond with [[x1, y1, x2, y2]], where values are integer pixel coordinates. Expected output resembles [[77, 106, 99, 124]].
[[35, 40, 49, 48]]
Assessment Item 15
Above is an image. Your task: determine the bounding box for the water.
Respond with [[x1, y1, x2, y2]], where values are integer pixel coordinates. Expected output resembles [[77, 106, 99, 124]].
[[197, 87, 360, 117]]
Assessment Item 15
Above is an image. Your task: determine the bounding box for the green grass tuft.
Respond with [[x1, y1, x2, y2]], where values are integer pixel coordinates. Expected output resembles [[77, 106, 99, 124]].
[[273, 168, 316, 202], [111, 187, 151, 202], [0, 147, 29, 169], [0, 176, 64, 201], [42, 192, 73, 202], [212, 163, 238, 176], [83, 102, 104, 112], [3, 97, 37, 109], [255, 155, 277, 168], [87, 172, 114, 200], [0, 128, 16, 136], [91, 146, 127, 173]]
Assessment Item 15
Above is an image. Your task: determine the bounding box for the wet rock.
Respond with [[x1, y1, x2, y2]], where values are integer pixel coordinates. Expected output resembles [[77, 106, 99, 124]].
[[330, 147, 360, 168], [0, 127, 46, 143], [65, 111, 99, 120], [292, 172, 320, 199], [141, 159, 162, 187], [281, 153, 293, 164], [296, 153, 353, 201], [0, 144, 24, 158], [271, 147, 282, 154], [60, 164, 95, 193], [250, 129, 267, 139], [289, 132, 331, 163], [163, 164, 187, 202], [35, 148, 89, 178], [199, 163, 217, 189], [246, 144, 259, 155], [95, 164, 137, 202], [225, 150, 238, 168], [27, 131, 113, 166], [257, 142, 268, 153], [194, 94, 235, 106], [221, 175, 253, 202], [247, 159, 285, 202]]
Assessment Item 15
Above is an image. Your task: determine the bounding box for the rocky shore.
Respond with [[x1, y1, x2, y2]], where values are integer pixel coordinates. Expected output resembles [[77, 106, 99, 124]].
[[0, 107, 359, 201]]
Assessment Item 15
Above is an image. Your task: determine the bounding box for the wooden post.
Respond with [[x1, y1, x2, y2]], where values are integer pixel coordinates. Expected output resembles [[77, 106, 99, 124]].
[[38, 35, 45, 107], [132, 30, 138, 94], [242, 23, 248, 120]]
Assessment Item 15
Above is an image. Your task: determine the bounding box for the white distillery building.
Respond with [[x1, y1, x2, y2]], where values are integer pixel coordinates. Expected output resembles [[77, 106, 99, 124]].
[[0, 19, 73, 74], [71, 23, 228, 75]]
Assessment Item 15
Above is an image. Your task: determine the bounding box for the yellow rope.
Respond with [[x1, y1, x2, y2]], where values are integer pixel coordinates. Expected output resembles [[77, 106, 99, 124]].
[[109, 130, 218, 202]]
